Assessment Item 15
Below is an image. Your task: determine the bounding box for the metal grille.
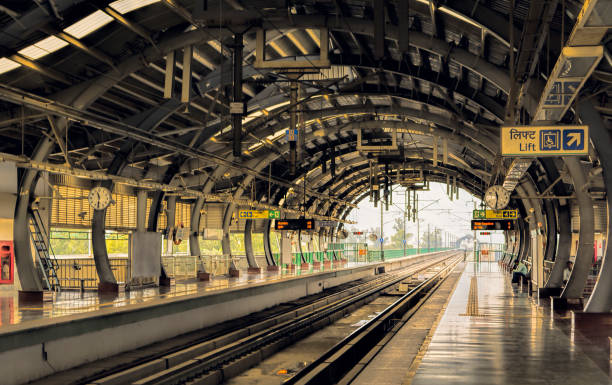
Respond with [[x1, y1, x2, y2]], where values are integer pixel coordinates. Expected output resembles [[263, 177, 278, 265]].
[[51, 186, 191, 231]]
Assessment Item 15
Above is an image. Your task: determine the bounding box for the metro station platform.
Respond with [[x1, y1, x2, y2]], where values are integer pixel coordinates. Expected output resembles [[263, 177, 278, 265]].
[[0, 253, 447, 385], [403, 262, 612, 385], [0, 261, 361, 327]]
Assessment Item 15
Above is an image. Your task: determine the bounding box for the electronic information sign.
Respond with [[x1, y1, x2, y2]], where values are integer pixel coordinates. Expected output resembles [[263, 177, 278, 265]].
[[471, 220, 515, 230], [274, 218, 315, 231]]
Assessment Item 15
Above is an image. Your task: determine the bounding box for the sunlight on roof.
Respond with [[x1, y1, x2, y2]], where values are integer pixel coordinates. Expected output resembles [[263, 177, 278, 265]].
[[110, 0, 160, 14], [0, 58, 20, 74], [18, 36, 69, 60], [64, 10, 114, 39]]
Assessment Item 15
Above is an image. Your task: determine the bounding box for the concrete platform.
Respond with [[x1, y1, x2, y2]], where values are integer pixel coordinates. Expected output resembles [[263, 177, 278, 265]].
[[403, 262, 612, 385], [0, 262, 364, 327], [0, 251, 452, 385]]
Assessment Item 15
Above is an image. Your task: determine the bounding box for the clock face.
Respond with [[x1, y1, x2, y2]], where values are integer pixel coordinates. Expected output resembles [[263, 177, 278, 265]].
[[88, 186, 112, 211], [484, 185, 510, 210]]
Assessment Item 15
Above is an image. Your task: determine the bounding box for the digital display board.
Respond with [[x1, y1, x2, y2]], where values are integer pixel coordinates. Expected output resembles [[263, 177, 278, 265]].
[[471, 220, 514, 230], [274, 218, 315, 231]]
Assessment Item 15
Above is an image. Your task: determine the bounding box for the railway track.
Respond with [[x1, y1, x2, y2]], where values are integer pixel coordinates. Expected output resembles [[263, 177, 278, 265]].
[[285, 254, 461, 385], [86, 251, 461, 385]]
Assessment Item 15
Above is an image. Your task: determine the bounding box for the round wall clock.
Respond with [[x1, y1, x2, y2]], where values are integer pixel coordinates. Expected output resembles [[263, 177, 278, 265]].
[[88, 186, 112, 211], [484, 185, 511, 210]]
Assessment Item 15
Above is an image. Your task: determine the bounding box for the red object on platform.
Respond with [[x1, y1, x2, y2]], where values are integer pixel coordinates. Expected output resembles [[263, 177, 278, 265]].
[[0, 241, 14, 284]]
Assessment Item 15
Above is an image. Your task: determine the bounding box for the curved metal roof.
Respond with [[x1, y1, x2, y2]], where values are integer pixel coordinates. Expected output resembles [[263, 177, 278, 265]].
[[1, 0, 609, 220]]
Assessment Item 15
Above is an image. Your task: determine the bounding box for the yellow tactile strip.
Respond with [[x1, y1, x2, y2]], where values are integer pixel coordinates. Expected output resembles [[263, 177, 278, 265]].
[[460, 276, 483, 317]]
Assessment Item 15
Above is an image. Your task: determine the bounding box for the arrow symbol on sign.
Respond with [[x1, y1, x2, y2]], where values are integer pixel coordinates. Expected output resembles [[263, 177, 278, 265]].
[[566, 132, 581, 147]]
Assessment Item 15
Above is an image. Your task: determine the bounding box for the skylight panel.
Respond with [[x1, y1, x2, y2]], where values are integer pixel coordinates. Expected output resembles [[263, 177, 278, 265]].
[[109, 0, 160, 14], [18, 36, 69, 60], [0, 58, 20, 74], [64, 10, 114, 39]]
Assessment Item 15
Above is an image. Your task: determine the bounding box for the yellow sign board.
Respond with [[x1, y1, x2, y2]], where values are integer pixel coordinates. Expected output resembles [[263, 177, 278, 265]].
[[239, 210, 269, 219], [501, 125, 588, 156], [473, 209, 518, 219]]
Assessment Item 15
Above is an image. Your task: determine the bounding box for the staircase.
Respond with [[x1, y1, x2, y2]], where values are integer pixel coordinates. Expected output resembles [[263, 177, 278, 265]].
[[28, 208, 61, 292]]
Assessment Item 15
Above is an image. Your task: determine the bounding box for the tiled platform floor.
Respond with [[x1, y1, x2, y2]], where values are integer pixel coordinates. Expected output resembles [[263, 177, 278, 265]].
[[408, 262, 612, 385], [0, 261, 362, 327]]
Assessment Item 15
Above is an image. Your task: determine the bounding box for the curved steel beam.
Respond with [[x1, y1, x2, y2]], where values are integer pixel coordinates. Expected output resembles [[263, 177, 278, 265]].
[[580, 102, 612, 311], [561, 157, 594, 299], [12, 28, 227, 292]]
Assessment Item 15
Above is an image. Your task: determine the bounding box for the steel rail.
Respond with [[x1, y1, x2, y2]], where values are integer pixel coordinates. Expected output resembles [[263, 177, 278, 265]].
[[89, 252, 458, 385], [285, 255, 462, 385]]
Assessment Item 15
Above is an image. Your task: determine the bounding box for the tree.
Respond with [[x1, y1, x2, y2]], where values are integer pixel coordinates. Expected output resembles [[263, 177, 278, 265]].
[[420, 229, 443, 249], [390, 217, 413, 249]]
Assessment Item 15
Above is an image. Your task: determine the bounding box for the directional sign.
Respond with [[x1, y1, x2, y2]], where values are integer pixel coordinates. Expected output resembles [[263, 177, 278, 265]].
[[239, 210, 278, 220], [471, 220, 515, 230], [501, 125, 588, 156], [473, 209, 518, 219]]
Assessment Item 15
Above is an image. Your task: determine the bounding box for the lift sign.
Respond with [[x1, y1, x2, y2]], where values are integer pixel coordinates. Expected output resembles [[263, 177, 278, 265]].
[[501, 125, 588, 156], [275, 219, 314, 231], [471, 220, 514, 230]]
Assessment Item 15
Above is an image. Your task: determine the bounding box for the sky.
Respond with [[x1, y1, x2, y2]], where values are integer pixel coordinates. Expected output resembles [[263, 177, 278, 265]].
[[344, 182, 506, 245]]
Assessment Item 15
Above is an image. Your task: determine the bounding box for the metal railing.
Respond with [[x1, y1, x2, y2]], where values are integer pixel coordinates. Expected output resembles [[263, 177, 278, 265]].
[[55, 258, 128, 289]]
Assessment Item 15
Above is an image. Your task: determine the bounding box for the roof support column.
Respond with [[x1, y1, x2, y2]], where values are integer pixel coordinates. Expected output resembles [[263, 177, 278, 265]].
[[580, 102, 612, 311], [541, 158, 571, 289], [166, 196, 177, 255], [263, 219, 276, 267], [91, 180, 119, 292], [244, 219, 260, 272], [190, 197, 211, 280], [560, 157, 594, 299], [222, 204, 239, 276]]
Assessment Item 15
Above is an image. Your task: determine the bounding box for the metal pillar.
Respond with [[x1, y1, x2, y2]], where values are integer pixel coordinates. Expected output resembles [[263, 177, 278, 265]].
[[380, 199, 384, 261], [298, 229, 307, 264], [581, 102, 612, 311], [263, 219, 276, 266], [540, 159, 571, 288], [167, 196, 177, 254], [289, 79, 298, 175], [221, 204, 239, 274], [403, 189, 407, 256], [91, 180, 118, 290], [244, 219, 260, 271], [136, 190, 147, 232], [561, 157, 594, 299]]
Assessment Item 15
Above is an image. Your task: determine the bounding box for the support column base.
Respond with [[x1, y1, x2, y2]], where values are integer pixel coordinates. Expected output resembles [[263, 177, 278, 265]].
[[247, 267, 262, 274], [198, 272, 211, 281], [539, 287, 562, 298], [159, 276, 175, 286], [98, 282, 119, 293], [300, 263, 310, 270], [312, 261, 321, 268], [551, 296, 583, 311], [18, 290, 44, 303], [266, 265, 280, 272], [229, 268, 240, 278]]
